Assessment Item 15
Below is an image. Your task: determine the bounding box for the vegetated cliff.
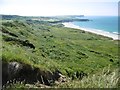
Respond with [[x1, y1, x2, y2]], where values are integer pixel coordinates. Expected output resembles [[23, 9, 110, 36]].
[[1, 15, 119, 88]]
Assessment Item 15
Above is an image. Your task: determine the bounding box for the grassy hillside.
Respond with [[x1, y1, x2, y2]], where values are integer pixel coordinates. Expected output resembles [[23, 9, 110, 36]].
[[1, 16, 119, 88]]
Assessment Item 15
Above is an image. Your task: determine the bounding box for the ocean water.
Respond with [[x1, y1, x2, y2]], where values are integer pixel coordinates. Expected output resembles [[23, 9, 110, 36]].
[[72, 16, 118, 34]]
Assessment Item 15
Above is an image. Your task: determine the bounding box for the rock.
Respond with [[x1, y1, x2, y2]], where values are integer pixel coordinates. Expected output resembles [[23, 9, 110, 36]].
[[2, 61, 64, 86], [58, 73, 67, 82], [8, 62, 22, 80], [2, 61, 23, 85]]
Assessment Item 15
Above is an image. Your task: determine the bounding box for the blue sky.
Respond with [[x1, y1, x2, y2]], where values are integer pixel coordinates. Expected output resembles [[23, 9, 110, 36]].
[[0, 0, 119, 16]]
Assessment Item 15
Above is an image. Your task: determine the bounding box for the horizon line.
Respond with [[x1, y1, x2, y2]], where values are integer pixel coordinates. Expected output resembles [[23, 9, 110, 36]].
[[0, 14, 118, 17]]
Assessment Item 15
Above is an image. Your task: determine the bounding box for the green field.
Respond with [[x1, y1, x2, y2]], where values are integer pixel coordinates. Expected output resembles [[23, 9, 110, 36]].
[[1, 15, 120, 88]]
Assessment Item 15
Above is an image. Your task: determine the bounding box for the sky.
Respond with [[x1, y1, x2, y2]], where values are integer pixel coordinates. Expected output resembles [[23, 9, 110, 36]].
[[0, 0, 119, 16]]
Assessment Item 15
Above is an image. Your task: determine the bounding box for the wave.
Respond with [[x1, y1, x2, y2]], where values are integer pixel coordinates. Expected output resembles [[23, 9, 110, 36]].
[[112, 32, 119, 35]]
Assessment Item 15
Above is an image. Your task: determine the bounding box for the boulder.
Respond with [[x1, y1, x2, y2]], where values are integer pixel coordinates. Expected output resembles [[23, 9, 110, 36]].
[[2, 61, 64, 86]]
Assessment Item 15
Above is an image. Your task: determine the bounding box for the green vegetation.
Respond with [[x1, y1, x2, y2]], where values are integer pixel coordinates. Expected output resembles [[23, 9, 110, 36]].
[[1, 15, 119, 88], [53, 67, 119, 88]]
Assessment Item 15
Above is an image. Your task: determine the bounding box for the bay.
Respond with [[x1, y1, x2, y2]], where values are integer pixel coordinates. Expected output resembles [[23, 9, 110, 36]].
[[73, 16, 118, 34]]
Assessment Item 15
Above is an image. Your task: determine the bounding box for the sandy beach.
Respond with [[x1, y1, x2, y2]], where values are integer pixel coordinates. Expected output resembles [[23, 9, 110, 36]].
[[63, 22, 119, 40]]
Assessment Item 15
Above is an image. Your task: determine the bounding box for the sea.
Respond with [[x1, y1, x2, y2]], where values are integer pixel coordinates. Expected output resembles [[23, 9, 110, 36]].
[[72, 16, 119, 35]]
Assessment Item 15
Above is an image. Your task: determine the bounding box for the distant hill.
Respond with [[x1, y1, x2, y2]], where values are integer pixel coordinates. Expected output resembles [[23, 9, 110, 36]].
[[1, 15, 86, 21], [1, 15, 21, 20]]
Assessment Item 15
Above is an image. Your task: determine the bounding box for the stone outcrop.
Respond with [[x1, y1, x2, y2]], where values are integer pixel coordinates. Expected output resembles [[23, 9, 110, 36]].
[[2, 61, 64, 86]]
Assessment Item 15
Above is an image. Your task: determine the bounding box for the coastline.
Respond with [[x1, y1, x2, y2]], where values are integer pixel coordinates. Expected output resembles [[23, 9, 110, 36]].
[[62, 22, 119, 40]]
